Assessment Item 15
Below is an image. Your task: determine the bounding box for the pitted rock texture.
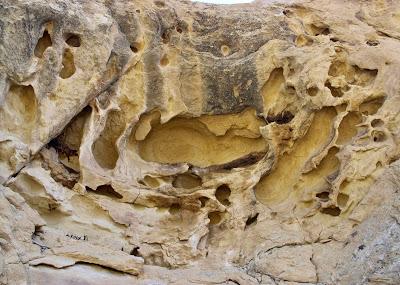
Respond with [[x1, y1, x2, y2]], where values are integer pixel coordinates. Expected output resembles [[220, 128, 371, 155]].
[[1, 0, 400, 284]]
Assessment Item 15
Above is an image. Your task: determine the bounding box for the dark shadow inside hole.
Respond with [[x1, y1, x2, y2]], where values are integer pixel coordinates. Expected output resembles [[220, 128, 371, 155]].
[[320, 206, 341, 216], [316, 191, 330, 202], [34, 30, 52, 58], [245, 213, 259, 229], [325, 81, 343, 97], [215, 184, 231, 206], [86, 185, 123, 199], [130, 247, 142, 257], [169, 203, 181, 214], [65, 33, 81, 47], [161, 31, 170, 44], [208, 211, 222, 225], [199, 197, 209, 207], [366, 40, 379, 46], [266, 111, 294, 124]]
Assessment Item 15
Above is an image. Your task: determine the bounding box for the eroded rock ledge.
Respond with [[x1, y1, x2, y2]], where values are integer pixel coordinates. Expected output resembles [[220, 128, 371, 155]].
[[0, 0, 400, 284]]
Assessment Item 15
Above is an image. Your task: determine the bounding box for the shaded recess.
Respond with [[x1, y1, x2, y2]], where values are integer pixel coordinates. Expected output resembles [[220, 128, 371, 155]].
[[255, 107, 337, 206], [359, 97, 385, 115], [49, 106, 91, 172], [215, 184, 231, 206], [92, 110, 125, 169], [65, 33, 81, 47], [60, 49, 76, 79], [135, 109, 267, 167], [261, 68, 284, 110], [87, 185, 123, 199], [34, 29, 52, 58], [336, 112, 362, 145], [0, 84, 37, 141], [172, 173, 202, 189]]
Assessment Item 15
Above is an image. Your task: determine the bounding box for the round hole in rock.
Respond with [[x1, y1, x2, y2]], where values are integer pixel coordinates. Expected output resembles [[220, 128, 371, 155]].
[[245, 213, 259, 229], [215, 184, 231, 206], [199, 197, 209, 207], [208, 211, 222, 225], [372, 130, 386, 142], [172, 173, 202, 189], [65, 33, 81, 47], [161, 31, 169, 44], [316, 191, 330, 202], [371, 118, 384, 128], [130, 42, 143, 53], [176, 26, 183, 33], [221, 45, 230, 56], [136, 9, 141, 13]]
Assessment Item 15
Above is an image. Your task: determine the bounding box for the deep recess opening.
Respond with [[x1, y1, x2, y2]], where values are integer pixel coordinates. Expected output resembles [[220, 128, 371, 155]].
[[316, 191, 330, 202], [86, 185, 123, 199], [169, 203, 181, 214], [130, 246, 142, 257], [266, 111, 294, 124], [215, 184, 231, 206], [245, 213, 259, 229], [199, 197, 209, 207], [321, 206, 341, 216], [65, 33, 81, 47], [34, 30, 52, 58]]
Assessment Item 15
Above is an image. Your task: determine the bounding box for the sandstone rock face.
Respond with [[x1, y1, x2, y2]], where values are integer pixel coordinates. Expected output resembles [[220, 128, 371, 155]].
[[0, 0, 400, 284]]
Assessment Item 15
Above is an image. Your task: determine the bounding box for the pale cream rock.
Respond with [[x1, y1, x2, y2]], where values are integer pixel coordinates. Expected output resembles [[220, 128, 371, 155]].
[[0, 0, 400, 284]]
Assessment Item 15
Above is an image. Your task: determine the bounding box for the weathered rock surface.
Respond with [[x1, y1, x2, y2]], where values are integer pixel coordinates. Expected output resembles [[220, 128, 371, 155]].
[[0, 0, 400, 284]]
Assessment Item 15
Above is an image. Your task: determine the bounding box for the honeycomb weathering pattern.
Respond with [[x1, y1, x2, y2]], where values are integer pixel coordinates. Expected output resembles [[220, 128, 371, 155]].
[[0, 0, 400, 284]]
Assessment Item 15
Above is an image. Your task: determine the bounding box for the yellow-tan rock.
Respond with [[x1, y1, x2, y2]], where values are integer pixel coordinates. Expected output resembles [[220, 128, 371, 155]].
[[1, 0, 400, 284]]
